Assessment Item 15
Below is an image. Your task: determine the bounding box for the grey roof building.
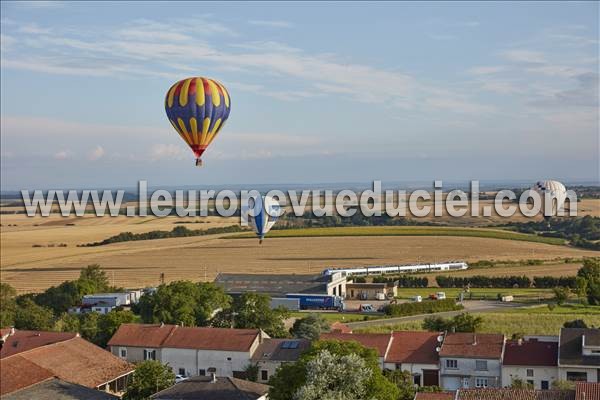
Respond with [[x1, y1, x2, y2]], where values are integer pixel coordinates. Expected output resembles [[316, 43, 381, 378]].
[[251, 338, 311, 383], [151, 376, 269, 400], [215, 272, 346, 297], [558, 328, 600, 383], [3, 379, 119, 400]]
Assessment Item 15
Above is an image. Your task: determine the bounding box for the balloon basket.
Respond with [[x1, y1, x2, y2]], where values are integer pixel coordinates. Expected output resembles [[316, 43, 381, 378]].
[[195, 158, 203, 167]]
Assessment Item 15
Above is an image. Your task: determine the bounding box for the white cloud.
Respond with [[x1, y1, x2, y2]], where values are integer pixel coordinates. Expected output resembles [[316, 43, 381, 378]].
[[467, 66, 506, 75], [502, 49, 546, 64], [248, 20, 293, 28], [87, 146, 105, 161], [150, 144, 187, 160]]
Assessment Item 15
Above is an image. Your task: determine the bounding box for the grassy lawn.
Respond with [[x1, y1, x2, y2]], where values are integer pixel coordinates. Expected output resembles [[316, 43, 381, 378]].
[[229, 226, 565, 245], [356, 310, 600, 336], [289, 311, 384, 323], [508, 303, 600, 315], [395, 287, 554, 301]]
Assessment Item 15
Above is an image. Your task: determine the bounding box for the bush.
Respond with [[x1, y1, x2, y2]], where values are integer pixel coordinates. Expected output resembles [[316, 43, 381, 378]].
[[383, 299, 462, 317]]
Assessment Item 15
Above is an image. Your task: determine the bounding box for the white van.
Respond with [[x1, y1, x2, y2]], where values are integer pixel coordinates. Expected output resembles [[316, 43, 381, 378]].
[[411, 295, 423, 303], [436, 292, 446, 300]]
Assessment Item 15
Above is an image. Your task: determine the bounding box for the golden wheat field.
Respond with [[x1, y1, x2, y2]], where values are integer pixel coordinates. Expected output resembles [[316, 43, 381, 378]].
[[1, 207, 599, 293]]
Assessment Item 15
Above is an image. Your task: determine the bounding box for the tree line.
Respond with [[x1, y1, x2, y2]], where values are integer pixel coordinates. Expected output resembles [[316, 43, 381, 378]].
[[80, 224, 243, 247], [383, 299, 462, 317], [504, 216, 600, 250], [435, 274, 577, 289], [372, 275, 429, 288]]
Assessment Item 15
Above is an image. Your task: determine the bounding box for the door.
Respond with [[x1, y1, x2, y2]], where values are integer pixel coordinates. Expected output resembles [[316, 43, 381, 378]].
[[423, 370, 439, 386]]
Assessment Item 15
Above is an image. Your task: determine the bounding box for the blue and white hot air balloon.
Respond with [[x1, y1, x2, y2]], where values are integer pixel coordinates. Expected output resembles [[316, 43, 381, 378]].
[[242, 195, 281, 244], [531, 180, 567, 218]]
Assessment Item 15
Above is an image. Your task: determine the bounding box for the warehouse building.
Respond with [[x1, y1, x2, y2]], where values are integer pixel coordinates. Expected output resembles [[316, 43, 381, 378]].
[[215, 272, 346, 297]]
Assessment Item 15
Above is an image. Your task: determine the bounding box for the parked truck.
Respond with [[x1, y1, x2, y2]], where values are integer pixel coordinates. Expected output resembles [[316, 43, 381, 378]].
[[270, 297, 300, 311], [285, 293, 344, 311]]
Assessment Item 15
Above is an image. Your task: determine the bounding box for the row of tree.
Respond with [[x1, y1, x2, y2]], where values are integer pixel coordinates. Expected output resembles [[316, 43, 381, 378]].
[[372, 275, 429, 288], [383, 299, 462, 317], [434, 274, 578, 289]]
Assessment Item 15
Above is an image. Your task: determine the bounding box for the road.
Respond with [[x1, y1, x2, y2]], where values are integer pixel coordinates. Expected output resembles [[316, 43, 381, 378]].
[[345, 300, 530, 329]]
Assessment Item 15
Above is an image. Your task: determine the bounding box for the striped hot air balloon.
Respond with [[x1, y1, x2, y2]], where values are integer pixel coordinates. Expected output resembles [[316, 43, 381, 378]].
[[242, 195, 281, 244], [531, 180, 567, 218], [165, 77, 231, 166]]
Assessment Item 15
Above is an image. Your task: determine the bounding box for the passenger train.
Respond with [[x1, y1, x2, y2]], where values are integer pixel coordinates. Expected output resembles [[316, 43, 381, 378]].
[[322, 262, 468, 276]]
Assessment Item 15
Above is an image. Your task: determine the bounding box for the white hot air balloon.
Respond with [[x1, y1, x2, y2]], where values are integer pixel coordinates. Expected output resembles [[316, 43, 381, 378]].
[[531, 180, 567, 218], [242, 194, 281, 244]]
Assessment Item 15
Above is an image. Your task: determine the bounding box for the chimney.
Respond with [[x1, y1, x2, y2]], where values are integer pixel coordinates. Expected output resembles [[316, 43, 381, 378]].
[[10, 327, 15, 336], [160, 322, 164, 328], [211, 373, 217, 383], [472, 334, 477, 346], [517, 338, 523, 346]]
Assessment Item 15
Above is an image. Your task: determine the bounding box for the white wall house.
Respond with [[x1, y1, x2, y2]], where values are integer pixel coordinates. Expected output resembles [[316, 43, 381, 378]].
[[558, 328, 600, 383], [383, 331, 442, 387], [501, 339, 559, 390], [439, 333, 505, 391], [108, 324, 266, 379]]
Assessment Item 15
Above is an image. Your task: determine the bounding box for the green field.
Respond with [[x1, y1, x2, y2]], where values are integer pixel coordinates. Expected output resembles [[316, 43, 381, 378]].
[[289, 311, 381, 323], [357, 309, 600, 336], [230, 226, 565, 245], [395, 287, 555, 302]]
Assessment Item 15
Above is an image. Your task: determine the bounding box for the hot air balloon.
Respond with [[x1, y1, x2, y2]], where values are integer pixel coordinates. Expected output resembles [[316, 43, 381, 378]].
[[531, 180, 567, 218], [242, 195, 281, 244], [165, 77, 231, 166]]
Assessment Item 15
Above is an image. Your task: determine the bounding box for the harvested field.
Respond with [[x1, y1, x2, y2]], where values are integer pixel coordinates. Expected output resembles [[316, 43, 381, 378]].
[[2, 217, 598, 293]]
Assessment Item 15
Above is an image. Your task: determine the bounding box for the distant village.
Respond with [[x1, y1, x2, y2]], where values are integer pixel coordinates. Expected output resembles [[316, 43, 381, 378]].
[[1, 262, 599, 400]]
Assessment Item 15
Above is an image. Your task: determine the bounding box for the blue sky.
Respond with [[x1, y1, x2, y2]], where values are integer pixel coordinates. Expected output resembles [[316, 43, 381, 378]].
[[1, 1, 598, 189]]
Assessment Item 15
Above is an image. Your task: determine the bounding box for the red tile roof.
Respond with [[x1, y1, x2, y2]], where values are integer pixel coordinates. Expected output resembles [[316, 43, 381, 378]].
[[108, 323, 261, 352], [503, 340, 558, 366], [457, 388, 574, 400], [386, 331, 440, 365], [0, 355, 54, 395], [107, 323, 177, 347], [320, 332, 391, 357], [330, 322, 352, 333], [576, 382, 600, 400], [415, 392, 454, 400], [440, 333, 504, 359], [0, 330, 77, 358]]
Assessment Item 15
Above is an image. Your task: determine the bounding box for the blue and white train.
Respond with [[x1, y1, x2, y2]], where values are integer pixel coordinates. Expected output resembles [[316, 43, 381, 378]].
[[322, 262, 468, 276]]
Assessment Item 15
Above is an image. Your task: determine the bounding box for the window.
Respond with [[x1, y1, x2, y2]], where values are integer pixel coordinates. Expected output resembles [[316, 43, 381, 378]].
[[526, 369, 534, 377], [475, 377, 488, 388], [227, 357, 232, 361], [446, 359, 458, 369], [143, 349, 156, 361], [413, 374, 421, 386], [541, 381, 549, 390], [566, 371, 587, 381], [119, 348, 127, 358], [261, 370, 268, 381], [178, 368, 186, 376], [475, 360, 488, 371], [198, 369, 206, 376]]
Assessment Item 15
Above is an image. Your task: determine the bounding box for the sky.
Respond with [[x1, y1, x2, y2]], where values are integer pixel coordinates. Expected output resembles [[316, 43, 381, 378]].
[[1, 1, 598, 189]]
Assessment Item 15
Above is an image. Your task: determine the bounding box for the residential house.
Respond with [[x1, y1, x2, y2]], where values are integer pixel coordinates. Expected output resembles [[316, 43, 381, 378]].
[[384, 331, 442, 387], [439, 332, 505, 390], [558, 328, 600, 383], [0, 328, 134, 397], [2, 378, 119, 400], [455, 388, 575, 399], [151, 375, 269, 400], [251, 338, 310, 383], [502, 339, 559, 390], [320, 332, 392, 369], [575, 382, 600, 400], [108, 323, 265, 378], [414, 393, 454, 400]]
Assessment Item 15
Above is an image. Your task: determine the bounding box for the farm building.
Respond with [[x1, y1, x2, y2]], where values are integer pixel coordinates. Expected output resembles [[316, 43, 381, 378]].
[[215, 272, 346, 297], [346, 282, 397, 300]]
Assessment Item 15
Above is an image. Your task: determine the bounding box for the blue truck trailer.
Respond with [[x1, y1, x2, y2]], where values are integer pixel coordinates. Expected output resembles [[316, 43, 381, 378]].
[[285, 293, 344, 310]]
